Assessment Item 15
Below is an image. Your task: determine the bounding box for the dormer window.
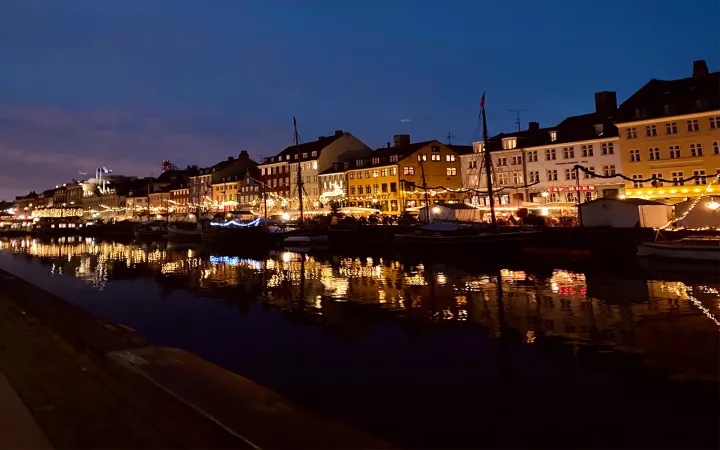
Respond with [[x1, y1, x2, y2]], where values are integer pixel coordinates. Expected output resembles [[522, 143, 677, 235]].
[[594, 124, 604, 136], [293, 154, 298, 160], [302, 152, 308, 158], [286, 155, 290, 160], [372, 157, 380, 165], [549, 131, 557, 142], [474, 142, 485, 153], [502, 137, 517, 150], [311, 151, 318, 157], [356, 159, 364, 167], [389, 155, 399, 162]]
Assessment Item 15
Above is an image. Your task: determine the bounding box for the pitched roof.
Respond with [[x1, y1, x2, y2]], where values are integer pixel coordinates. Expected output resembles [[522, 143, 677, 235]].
[[616, 70, 720, 123], [448, 144, 473, 155], [263, 131, 347, 165]]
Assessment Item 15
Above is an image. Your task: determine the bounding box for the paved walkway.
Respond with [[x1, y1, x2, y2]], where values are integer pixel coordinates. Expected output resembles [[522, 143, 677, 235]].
[[0, 372, 52, 449]]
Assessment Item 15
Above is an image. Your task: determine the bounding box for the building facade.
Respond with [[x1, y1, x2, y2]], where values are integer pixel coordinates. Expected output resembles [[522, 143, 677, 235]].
[[617, 60, 720, 202], [170, 185, 190, 213], [347, 136, 463, 212]]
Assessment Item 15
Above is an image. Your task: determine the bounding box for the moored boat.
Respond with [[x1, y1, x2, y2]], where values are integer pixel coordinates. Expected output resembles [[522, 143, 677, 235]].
[[394, 221, 540, 249], [637, 236, 720, 261], [167, 221, 203, 240]]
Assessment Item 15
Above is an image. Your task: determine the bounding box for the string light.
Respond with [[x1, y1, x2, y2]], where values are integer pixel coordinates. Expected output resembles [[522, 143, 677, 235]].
[[658, 174, 720, 230]]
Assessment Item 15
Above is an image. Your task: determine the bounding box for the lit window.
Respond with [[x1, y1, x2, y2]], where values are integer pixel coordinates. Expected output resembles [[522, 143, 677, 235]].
[[302, 152, 308, 158], [502, 138, 517, 149], [390, 155, 399, 163], [549, 131, 557, 142], [390, 167, 397, 176], [349, 172, 355, 179], [373, 170, 379, 178], [446, 168, 457, 176], [372, 157, 380, 165], [630, 149, 640, 162], [381, 168, 388, 177], [403, 166, 415, 175], [431, 154, 441, 161], [687, 119, 699, 132], [365, 170, 370, 178], [446, 154, 456, 162], [311, 151, 317, 157], [417, 154, 427, 161], [357, 172, 363, 179]]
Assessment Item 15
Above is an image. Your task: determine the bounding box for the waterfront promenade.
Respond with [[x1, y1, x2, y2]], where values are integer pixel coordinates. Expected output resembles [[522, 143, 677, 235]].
[[0, 269, 387, 449]]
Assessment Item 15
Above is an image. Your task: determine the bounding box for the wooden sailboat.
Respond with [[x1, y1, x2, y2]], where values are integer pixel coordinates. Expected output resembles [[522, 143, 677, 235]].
[[394, 93, 540, 251]]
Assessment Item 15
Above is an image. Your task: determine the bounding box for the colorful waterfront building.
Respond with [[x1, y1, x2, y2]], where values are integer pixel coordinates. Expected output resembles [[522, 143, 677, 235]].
[[617, 60, 720, 202], [346, 135, 463, 213]]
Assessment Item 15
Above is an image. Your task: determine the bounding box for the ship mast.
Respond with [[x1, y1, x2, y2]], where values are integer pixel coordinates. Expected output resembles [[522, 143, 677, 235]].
[[293, 116, 304, 224], [481, 93, 497, 228]]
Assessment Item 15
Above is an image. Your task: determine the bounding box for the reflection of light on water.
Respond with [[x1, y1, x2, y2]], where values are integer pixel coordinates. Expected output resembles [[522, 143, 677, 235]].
[[526, 330, 536, 344], [500, 269, 526, 281], [436, 273, 447, 285], [405, 273, 427, 286]]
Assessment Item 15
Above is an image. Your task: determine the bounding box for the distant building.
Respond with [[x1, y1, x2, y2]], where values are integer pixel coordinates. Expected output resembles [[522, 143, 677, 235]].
[[617, 60, 720, 201]]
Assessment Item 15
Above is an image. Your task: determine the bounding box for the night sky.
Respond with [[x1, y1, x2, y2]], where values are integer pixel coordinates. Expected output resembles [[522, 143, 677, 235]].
[[1, 0, 718, 201]]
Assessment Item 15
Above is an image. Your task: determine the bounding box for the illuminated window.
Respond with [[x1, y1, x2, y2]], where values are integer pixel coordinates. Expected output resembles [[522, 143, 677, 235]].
[[311, 151, 318, 157], [381, 169, 387, 177], [446, 168, 457, 176], [390, 167, 397, 176], [687, 119, 699, 132], [446, 154, 456, 162], [373, 170, 379, 178], [349, 172, 354, 179], [373, 184, 379, 193], [549, 131, 557, 142], [502, 138, 517, 149], [417, 154, 427, 161], [389, 155, 399, 163], [630, 149, 640, 162], [431, 154, 441, 161], [690, 143, 703, 157], [302, 153, 308, 158], [372, 157, 380, 164], [665, 122, 678, 134], [403, 166, 415, 175], [365, 170, 371, 178]]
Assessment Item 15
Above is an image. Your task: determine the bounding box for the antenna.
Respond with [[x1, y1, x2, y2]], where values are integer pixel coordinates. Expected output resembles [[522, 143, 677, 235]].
[[446, 132, 456, 145], [508, 109, 530, 132]]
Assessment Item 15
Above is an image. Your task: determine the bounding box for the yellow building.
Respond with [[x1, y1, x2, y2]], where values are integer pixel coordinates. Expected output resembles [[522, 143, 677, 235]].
[[618, 60, 720, 201], [212, 180, 239, 211], [346, 135, 463, 212]]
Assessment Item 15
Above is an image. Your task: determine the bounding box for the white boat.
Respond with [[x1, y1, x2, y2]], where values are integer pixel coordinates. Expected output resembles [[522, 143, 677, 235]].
[[637, 236, 720, 261]]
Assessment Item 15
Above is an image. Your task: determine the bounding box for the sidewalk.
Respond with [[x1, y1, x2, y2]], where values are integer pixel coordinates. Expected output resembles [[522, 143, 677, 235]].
[[0, 372, 52, 449]]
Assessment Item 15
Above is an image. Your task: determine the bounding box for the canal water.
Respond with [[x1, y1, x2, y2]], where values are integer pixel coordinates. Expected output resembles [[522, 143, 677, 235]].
[[0, 236, 718, 448]]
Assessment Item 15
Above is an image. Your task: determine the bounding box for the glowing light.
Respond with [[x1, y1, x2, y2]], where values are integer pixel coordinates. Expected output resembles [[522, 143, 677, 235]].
[[541, 192, 549, 198], [705, 200, 720, 211], [669, 189, 677, 194], [658, 190, 665, 194], [432, 206, 441, 214], [619, 195, 626, 199], [626, 190, 633, 195], [281, 213, 290, 220], [540, 207, 549, 216], [681, 189, 689, 194]]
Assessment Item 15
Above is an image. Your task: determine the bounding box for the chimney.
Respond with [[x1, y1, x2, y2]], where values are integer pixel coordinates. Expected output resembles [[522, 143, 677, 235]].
[[238, 150, 249, 160], [227, 156, 234, 161], [594, 91, 617, 117], [386, 142, 391, 148], [393, 134, 410, 147], [528, 121, 539, 131], [334, 130, 343, 136], [693, 60, 709, 78]]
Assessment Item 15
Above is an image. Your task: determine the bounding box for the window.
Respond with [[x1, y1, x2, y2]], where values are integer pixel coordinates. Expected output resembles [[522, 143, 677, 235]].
[[391, 200, 398, 211], [545, 149, 556, 160], [632, 174, 644, 188], [446, 167, 457, 176], [371, 157, 380, 165], [626, 127, 638, 139], [357, 171, 363, 179], [431, 154, 441, 161], [446, 154, 456, 162], [648, 147, 660, 160], [594, 124, 604, 136], [373, 170, 379, 178], [390, 167, 397, 176], [671, 171, 684, 186], [651, 173, 663, 187], [468, 160, 478, 169], [563, 147, 575, 159], [549, 131, 557, 142], [366, 184, 371, 193], [496, 157, 506, 166], [549, 193, 559, 202], [380, 168, 388, 177], [502, 138, 517, 149], [645, 125, 657, 137], [390, 182, 397, 192], [564, 168, 576, 180], [373, 184, 379, 193], [349, 172, 355, 179], [711, 117, 720, 129], [584, 167, 594, 179], [687, 119, 699, 132], [528, 171, 540, 183], [311, 151, 318, 157], [389, 155, 399, 163], [497, 173, 508, 185], [357, 186, 363, 194], [582, 144, 594, 157], [365, 170, 371, 178], [356, 159, 364, 167], [566, 192, 576, 203], [302, 152, 308, 158], [690, 143, 703, 157], [511, 156, 521, 165], [513, 172, 521, 184], [630, 149, 640, 162], [693, 170, 707, 185], [546, 169, 558, 181], [665, 122, 678, 134], [431, 146, 440, 152], [528, 151, 538, 162], [714, 142, 719, 155], [603, 165, 616, 177], [349, 186, 355, 194], [403, 166, 415, 175], [669, 145, 681, 159], [601, 142, 614, 155], [418, 154, 427, 161]]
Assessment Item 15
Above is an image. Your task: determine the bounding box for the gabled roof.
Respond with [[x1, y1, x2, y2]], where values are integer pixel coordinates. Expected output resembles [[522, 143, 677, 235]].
[[263, 131, 347, 165], [616, 71, 720, 123], [348, 140, 439, 169], [448, 144, 473, 155]]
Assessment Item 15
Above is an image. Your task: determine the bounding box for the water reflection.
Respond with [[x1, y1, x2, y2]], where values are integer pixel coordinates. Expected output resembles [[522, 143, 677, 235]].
[[0, 236, 718, 381]]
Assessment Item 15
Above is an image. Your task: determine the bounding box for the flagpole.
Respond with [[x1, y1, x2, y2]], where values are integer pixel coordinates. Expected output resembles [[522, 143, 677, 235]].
[[481, 93, 497, 229]]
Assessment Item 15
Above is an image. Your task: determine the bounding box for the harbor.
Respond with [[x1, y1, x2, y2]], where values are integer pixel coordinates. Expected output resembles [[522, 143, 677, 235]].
[[0, 235, 718, 448]]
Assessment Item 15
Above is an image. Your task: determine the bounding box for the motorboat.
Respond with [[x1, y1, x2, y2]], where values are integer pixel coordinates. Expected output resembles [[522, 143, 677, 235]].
[[637, 236, 720, 261], [167, 221, 203, 240], [394, 221, 541, 249]]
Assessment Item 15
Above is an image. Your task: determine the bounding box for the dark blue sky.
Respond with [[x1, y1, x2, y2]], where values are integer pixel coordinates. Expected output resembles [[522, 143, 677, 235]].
[[1, 0, 718, 200]]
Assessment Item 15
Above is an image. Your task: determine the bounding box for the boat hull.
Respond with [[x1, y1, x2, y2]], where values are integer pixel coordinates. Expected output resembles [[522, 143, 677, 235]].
[[637, 242, 720, 261]]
